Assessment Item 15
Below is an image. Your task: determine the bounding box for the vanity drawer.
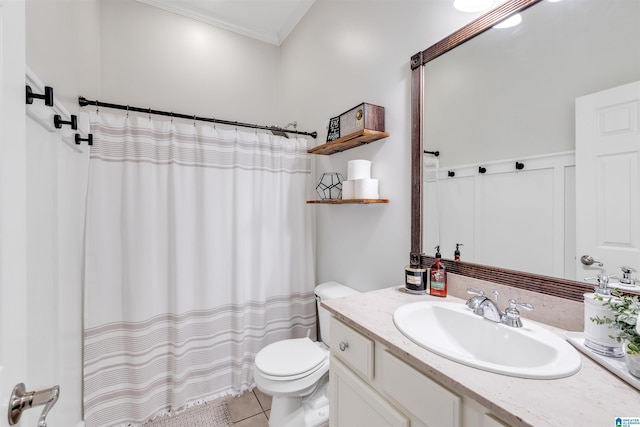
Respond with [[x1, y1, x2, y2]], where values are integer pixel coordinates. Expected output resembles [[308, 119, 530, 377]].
[[330, 317, 374, 381], [381, 350, 461, 427]]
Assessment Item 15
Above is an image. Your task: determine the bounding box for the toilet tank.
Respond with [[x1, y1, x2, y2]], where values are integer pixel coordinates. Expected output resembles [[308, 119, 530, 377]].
[[314, 281, 360, 346]]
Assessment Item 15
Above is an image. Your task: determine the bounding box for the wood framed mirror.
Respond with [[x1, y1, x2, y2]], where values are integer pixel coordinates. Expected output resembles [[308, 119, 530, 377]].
[[410, 0, 640, 301]]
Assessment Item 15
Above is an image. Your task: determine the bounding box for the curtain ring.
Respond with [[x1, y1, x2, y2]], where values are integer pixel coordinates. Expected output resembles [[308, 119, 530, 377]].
[[148, 107, 151, 121], [96, 100, 99, 114], [170, 112, 173, 124], [193, 115, 196, 127], [126, 105, 129, 118]]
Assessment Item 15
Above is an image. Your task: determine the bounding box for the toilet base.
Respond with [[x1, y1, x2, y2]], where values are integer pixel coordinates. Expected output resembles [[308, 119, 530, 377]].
[[267, 376, 329, 427]]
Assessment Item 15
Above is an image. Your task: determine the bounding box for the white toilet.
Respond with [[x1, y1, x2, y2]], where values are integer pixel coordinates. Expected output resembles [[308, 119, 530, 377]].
[[253, 281, 359, 427]]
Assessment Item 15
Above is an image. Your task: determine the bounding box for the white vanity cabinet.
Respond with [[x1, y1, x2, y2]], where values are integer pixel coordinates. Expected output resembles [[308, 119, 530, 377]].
[[329, 316, 511, 427]]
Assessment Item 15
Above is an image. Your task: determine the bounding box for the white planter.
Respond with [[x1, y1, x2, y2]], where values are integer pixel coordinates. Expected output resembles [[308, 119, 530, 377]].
[[583, 293, 623, 357], [625, 343, 640, 378]]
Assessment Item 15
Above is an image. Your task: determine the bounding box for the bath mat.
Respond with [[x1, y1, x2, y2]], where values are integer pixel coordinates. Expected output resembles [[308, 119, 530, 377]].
[[143, 398, 233, 427]]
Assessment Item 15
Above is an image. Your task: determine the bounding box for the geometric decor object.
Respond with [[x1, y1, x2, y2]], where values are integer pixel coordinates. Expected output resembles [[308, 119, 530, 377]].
[[315, 172, 344, 200]]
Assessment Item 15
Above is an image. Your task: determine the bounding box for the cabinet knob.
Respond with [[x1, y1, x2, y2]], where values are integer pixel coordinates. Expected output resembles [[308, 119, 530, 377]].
[[339, 341, 349, 351]]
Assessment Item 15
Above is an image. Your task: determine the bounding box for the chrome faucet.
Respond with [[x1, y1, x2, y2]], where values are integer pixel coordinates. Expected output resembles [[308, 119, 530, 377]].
[[466, 288, 533, 327], [610, 266, 638, 287]]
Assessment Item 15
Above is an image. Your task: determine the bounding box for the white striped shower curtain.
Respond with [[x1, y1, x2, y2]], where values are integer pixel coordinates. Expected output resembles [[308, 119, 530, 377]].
[[83, 111, 315, 426]]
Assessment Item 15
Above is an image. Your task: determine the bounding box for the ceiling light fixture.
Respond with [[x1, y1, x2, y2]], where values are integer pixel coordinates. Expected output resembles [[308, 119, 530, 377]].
[[453, 0, 494, 13]]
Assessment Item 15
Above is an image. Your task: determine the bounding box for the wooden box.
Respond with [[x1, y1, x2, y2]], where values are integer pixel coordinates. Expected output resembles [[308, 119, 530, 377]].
[[327, 103, 385, 142]]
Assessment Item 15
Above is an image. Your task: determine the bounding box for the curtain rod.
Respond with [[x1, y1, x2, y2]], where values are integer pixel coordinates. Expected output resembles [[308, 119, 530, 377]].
[[78, 97, 318, 139]]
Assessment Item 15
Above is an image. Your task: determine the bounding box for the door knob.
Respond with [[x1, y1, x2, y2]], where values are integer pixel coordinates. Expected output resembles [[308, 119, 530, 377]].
[[8, 383, 59, 427], [580, 255, 603, 267]]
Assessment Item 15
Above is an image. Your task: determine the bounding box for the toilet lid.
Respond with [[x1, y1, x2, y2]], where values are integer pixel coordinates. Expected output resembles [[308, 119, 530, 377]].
[[255, 338, 327, 378]]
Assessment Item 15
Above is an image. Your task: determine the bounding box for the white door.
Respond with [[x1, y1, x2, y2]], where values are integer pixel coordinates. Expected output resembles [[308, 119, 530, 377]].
[[23, 69, 87, 426], [0, 0, 30, 425], [1, 2, 86, 425], [576, 81, 640, 284]]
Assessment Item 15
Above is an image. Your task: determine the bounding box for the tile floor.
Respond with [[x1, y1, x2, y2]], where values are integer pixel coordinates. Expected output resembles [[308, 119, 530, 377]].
[[225, 388, 272, 427]]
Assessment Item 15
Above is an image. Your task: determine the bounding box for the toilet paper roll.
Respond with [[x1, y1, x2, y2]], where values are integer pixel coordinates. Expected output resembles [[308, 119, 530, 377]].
[[348, 160, 372, 180], [355, 178, 379, 199], [342, 180, 355, 199]]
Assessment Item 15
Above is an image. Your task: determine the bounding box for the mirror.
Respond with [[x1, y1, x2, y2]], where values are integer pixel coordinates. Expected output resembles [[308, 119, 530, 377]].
[[418, 0, 640, 285]]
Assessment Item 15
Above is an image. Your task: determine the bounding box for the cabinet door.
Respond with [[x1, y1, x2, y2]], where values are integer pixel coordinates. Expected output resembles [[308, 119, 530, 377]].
[[381, 351, 460, 427], [330, 356, 409, 427]]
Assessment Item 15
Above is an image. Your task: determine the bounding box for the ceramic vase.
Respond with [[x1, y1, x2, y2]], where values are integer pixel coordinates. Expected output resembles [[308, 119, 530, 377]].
[[625, 342, 640, 378]]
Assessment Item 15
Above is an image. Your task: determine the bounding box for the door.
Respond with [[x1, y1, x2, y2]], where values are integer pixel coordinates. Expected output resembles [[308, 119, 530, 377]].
[[330, 357, 409, 427], [1, 2, 86, 425], [23, 69, 87, 426], [0, 0, 29, 425], [576, 81, 640, 284]]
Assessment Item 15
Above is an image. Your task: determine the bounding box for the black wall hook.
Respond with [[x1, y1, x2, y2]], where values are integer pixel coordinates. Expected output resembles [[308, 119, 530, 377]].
[[75, 133, 93, 146], [26, 85, 54, 106], [479, 166, 487, 174], [424, 150, 440, 157], [448, 170, 455, 177], [54, 114, 77, 130], [515, 161, 525, 170]]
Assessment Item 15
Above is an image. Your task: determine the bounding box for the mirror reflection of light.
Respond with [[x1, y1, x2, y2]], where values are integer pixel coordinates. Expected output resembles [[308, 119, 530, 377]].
[[453, 0, 494, 13], [493, 13, 522, 29]]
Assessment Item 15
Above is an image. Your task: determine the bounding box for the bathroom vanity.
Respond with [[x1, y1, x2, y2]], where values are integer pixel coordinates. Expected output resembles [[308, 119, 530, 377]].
[[322, 286, 639, 427]]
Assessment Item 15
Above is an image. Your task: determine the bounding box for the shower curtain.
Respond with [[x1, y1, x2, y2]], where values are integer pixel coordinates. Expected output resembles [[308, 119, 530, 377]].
[[83, 111, 315, 426]]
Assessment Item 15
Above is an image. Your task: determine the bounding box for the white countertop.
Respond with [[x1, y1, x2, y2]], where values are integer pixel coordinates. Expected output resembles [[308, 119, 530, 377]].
[[322, 286, 640, 427]]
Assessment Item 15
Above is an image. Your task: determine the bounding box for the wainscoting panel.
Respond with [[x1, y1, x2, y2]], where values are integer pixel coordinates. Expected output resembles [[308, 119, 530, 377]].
[[424, 152, 575, 279]]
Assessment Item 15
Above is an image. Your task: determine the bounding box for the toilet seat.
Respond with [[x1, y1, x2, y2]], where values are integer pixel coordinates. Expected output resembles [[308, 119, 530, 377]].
[[255, 338, 328, 381]]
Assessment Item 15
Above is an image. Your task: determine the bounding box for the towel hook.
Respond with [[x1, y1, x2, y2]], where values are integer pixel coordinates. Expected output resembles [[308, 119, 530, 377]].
[[54, 114, 78, 130], [75, 133, 93, 146], [25, 85, 54, 107]]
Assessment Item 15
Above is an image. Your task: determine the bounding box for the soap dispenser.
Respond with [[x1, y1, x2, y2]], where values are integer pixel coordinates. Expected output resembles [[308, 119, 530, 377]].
[[583, 274, 623, 357], [454, 243, 463, 261], [430, 246, 447, 297]]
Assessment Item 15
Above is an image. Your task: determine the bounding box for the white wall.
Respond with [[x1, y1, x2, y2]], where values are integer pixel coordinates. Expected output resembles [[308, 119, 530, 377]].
[[26, 0, 101, 113], [279, 0, 483, 292], [424, 0, 640, 168], [27, 0, 283, 126], [99, 0, 281, 126]]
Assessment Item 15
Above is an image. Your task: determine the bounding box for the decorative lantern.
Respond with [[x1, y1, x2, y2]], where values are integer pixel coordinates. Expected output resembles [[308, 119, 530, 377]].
[[316, 172, 344, 200]]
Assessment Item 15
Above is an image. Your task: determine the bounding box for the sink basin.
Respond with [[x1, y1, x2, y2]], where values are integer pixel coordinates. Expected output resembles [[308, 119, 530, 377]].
[[393, 301, 581, 379]]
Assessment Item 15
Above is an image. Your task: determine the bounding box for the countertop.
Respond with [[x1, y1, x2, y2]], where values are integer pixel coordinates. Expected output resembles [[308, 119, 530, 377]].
[[322, 286, 640, 427]]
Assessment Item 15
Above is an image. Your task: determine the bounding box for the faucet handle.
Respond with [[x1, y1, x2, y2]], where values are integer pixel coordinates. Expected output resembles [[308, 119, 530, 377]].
[[620, 266, 636, 274], [615, 266, 639, 285], [502, 299, 533, 328], [465, 288, 487, 311], [466, 288, 485, 297]]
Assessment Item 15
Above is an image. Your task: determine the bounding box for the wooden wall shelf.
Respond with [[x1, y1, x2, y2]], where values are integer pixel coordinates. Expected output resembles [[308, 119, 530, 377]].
[[307, 199, 389, 204], [307, 129, 389, 155]]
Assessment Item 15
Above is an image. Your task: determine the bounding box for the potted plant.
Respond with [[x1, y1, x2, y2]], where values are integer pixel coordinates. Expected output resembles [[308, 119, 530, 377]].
[[592, 289, 640, 378]]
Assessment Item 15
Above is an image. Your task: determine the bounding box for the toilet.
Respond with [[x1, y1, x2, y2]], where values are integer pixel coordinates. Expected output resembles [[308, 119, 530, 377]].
[[253, 281, 360, 427]]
